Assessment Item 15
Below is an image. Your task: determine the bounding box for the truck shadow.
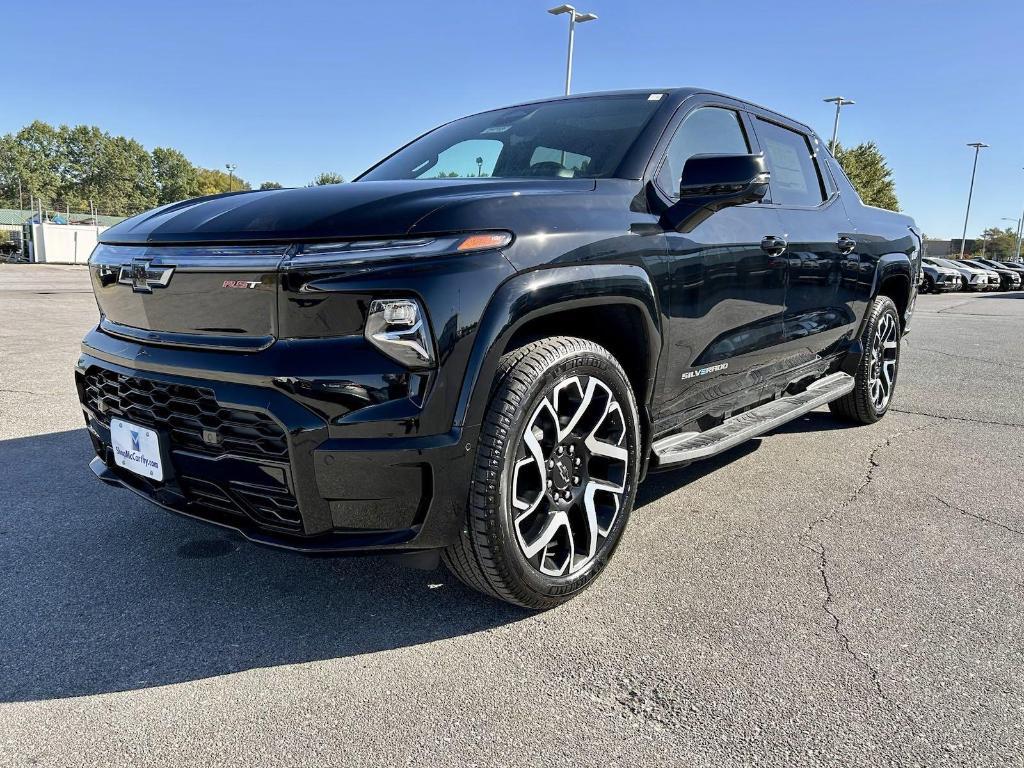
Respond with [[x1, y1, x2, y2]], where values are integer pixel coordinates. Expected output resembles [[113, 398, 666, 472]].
[[2, 413, 848, 702], [0, 429, 528, 703]]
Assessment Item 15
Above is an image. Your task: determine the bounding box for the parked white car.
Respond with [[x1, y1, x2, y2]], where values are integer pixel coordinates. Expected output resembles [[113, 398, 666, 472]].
[[929, 257, 999, 291]]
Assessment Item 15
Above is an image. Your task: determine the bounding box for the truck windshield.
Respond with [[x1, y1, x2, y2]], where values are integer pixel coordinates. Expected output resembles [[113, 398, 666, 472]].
[[358, 95, 663, 181]]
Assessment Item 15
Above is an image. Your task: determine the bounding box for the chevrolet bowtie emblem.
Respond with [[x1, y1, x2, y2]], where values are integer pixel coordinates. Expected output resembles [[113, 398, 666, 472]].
[[118, 259, 175, 293]]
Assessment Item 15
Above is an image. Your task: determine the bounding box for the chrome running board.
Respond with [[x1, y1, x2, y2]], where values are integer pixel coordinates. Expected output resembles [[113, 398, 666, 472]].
[[651, 372, 855, 467]]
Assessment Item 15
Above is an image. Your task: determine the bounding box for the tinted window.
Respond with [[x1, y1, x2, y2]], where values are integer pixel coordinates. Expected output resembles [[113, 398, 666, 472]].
[[755, 119, 825, 207], [418, 139, 502, 179], [815, 136, 837, 197], [658, 107, 749, 196], [529, 146, 592, 175], [360, 95, 663, 181]]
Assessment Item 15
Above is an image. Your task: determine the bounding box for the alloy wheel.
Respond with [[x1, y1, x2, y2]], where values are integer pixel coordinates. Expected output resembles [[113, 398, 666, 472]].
[[868, 312, 899, 411], [509, 375, 629, 577]]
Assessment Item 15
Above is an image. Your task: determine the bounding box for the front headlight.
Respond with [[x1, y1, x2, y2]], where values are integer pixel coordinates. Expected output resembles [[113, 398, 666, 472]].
[[365, 298, 435, 369], [287, 231, 512, 269]]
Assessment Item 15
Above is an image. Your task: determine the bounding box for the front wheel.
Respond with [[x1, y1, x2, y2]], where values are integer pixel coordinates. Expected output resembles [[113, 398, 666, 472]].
[[829, 295, 901, 424], [443, 337, 641, 609]]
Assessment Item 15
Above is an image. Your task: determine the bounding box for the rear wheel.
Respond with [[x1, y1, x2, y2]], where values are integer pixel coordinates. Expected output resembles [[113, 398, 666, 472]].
[[921, 275, 934, 294], [829, 295, 901, 425], [443, 337, 641, 609]]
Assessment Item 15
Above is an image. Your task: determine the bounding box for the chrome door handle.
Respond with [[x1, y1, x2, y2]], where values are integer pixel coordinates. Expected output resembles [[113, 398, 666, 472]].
[[760, 236, 788, 256], [838, 236, 857, 255]]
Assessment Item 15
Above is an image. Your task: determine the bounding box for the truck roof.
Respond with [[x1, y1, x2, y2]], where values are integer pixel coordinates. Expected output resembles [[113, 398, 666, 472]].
[[495, 88, 815, 135]]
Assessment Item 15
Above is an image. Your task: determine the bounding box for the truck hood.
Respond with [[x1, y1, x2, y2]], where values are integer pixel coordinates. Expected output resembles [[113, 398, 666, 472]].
[[99, 179, 596, 245]]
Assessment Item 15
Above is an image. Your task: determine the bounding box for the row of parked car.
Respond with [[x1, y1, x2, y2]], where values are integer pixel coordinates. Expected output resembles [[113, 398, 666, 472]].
[[920, 257, 1024, 293]]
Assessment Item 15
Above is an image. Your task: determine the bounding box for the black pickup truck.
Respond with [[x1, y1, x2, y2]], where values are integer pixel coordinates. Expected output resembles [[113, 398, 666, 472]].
[[77, 89, 920, 608]]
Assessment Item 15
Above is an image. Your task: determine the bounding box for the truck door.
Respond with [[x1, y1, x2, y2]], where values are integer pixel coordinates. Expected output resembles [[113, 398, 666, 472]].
[[656, 104, 789, 429], [751, 118, 857, 358]]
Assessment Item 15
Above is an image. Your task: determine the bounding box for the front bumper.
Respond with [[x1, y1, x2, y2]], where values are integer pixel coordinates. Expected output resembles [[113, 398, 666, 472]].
[[76, 340, 478, 554]]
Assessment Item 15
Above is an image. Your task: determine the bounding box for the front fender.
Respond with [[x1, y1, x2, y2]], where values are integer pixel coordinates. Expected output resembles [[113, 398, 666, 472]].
[[453, 264, 663, 430]]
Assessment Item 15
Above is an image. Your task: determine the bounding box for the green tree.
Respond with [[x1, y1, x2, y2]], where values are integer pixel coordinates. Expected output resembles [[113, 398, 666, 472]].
[[978, 226, 1018, 259], [311, 172, 345, 185], [0, 121, 64, 207], [196, 167, 251, 196], [152, 147, 199, 204], [0, 120, 253, 213], [259, 180, 283, 190], [61, 124, 108, 209], [99, 136, 158, 214], [833, 141, 899, 211]]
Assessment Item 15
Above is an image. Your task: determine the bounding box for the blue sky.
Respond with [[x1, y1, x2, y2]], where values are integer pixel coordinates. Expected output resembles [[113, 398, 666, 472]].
[[3, 0, 1022, 238]]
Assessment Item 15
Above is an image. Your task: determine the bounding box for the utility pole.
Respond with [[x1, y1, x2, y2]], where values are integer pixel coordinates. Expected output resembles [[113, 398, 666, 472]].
[[548, 5, 598, 96], [225, 163, 237, 192], [823, 96, 855, 154], [959, 142, 988, 259]]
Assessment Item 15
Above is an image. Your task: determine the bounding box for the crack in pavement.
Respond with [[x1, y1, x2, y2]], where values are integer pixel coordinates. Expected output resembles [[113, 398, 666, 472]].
[[930, 494, 1024, 537], [812, 543, 883, 696], [0, 388, 53, 397], [890, 407, 1024, 429], [801, 425, 926, 705]]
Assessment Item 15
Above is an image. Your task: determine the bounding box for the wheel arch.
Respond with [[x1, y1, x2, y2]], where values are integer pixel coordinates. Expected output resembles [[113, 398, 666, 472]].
[[452, 265, 663, 433], [873, 254, 914, 330]]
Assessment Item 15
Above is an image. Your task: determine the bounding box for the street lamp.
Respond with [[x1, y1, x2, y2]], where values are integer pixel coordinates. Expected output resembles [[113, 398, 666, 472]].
[[548, 5, 598, 96], [225, 163, 237, 192], [959, 143, 988, 259], [823, 96, 854, 154]]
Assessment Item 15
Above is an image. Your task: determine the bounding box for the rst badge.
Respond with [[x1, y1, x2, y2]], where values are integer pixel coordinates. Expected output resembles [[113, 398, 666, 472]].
[[222, 280, 261, 289]]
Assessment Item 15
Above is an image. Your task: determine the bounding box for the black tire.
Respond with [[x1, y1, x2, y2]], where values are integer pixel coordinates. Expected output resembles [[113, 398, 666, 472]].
[[921, 275, 934, 294], [442, 336, 641, 609], [829, 295, 901, 425]]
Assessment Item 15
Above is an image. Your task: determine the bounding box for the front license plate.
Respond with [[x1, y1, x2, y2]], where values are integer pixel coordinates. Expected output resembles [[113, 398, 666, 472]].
[[110, 418, 164, 481]]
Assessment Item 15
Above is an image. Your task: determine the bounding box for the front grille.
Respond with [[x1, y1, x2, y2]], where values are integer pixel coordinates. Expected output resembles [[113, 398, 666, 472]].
[[83, 366, 303, 531], [83, 368, 288, 462]]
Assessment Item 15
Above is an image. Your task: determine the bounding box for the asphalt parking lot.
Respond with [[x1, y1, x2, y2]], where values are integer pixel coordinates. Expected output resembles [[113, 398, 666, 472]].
[[1, 264, 1022, 767]]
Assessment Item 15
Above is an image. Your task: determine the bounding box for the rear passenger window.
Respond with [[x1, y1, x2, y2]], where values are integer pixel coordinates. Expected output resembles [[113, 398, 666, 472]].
[[754, 119, 826, 207], [658, 107, 749, 197]]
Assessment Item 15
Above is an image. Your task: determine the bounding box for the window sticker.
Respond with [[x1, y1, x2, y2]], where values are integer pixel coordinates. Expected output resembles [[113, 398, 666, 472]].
[[763, 138, 808, 194]]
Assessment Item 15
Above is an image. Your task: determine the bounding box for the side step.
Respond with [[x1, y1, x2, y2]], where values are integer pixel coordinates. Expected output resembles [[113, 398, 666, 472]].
[[651, 372, 855, 467]]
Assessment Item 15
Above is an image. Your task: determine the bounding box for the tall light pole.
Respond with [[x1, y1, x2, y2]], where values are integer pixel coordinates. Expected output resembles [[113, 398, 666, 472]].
[[823, 96, 854, 154], [225, 163, 237, 192], [959, 143, 988, 259], [548, 5, 598, 96]]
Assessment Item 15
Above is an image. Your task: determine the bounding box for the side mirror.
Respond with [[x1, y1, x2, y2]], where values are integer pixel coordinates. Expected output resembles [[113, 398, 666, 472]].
[[660, 153, 770, 232]]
